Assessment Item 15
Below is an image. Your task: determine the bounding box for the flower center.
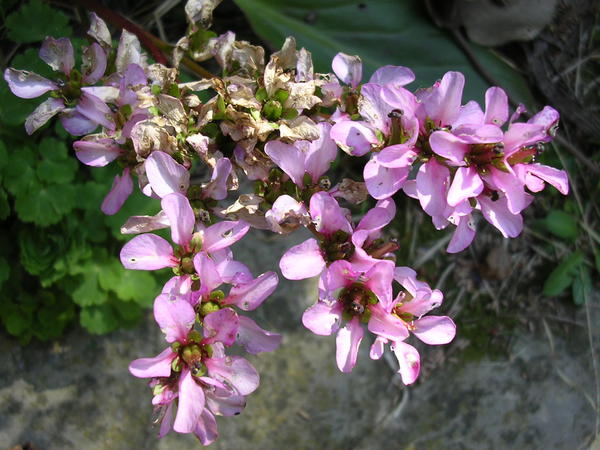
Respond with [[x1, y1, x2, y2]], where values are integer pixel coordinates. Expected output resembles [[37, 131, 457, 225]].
[[338, 282, 377, 322], [321, 230, 355, 264]]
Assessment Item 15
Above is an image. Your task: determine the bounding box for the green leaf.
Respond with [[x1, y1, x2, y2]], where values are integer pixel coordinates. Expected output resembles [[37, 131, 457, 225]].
[[80, 304, 119, 335], [0, 188, 10, 220], [98, 259, 158, 305], [542, 210, 579, 240], [6, 0, 72, 43], [15, 183, 76, 226], [543, 251, 584, 297], [104, 187, 161, 240], [0, 140, 8, 176], [19, 227, 70, 277], [37, 137, 78, 184], [4, 311, 32, 336], [234, 0, 533, 105], [4, 146, 39, 196], [10, 48, 55, 79], [572, 266, 592, 306], [112, 300, 143, 323]]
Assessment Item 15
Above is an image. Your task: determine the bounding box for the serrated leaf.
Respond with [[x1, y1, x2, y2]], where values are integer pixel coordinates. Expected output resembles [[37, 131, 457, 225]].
[[6, 0, 72, 43], [235, 0, 533, 105], [98, 258, 158, 305], [0, 81, 47, 128], [80, 304, 119, 334], [572, 266, 592, 306], [10, 48, 55, 79], [542, 210, 578, 240], [15, 183, 76, 226], [4, 146, 38, 195], [36, 138, 78, 184], [543, 251, 584, 297], [112, 300, 143, 323]]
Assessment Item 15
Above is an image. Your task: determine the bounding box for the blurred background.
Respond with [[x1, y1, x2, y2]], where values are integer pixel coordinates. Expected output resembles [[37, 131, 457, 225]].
[[0, 0, 598, 448]]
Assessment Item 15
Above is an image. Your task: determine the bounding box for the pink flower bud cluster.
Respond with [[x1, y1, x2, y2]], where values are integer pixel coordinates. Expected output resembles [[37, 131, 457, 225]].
[[3, 2, 568, 445]]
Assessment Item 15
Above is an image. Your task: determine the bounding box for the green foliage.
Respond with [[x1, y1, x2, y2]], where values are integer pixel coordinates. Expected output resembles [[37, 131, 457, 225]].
[[541, 210, 578, 240], [0, 2, 162, 343], [234, 0, 533, 105], [543, 251, 584, 297], [5, 0, 72, 43]]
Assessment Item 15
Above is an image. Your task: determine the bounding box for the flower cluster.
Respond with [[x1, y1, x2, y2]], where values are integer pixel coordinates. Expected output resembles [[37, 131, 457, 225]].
[[3, 0, 568, 445]]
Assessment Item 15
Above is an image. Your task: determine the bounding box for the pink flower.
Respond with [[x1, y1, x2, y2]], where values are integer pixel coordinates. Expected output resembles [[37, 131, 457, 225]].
[[264, 122, 338, 188], [120, 192, 249, 271], [129, 295, 259, 444], [302, 261, 455, 383], [279, 192, 397, 281], [4, 37, 113, 135]]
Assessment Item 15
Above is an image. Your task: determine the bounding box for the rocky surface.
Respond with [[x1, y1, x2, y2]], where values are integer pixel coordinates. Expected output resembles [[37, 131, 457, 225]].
[[1, 229, 598, 449]]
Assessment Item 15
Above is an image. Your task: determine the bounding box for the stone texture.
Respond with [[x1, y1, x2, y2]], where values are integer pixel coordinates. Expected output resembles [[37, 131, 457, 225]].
[[1, 229, 598, 449]]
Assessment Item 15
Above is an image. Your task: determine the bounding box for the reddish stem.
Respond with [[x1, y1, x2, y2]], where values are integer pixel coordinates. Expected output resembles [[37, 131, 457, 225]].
[[73, 0, 169, 65]]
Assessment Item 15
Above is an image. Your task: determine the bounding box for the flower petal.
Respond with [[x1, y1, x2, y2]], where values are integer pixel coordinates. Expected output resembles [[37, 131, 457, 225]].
[[205, 356, 259, 396], [370, 336, 387, 360], [145, 151, 190, 198], [413, 316, 456, 345], [484, 87, 508, 126], [224, 271, 278, 311], [39, 37, 74, 74], [335, 317, 364, 373], [330, 120, 378, 156], [369, 65, 415, 87], [364, 157, 409, 200], [82, 43, 107, 84], [120, 233, 176, 270], [154, 294, 196, 343], [478, 195, 523, 238], [76, 92, 115, 130], [416, 159, 450, 217], [368, 303, 409, 341], [193, 410, 218, 446], [74, 137, 122, 167], [101, 168, 133, 215], [202, 221, 250, 253], [332, 52, 362, 87], [203, 308, 239, 346], [25, 97, 64, 135], [174, 368, 206, 433], [161, 192, 194, 247], [264, 140, 305, 187], [128, 347, 174, 378], [202, 157, 231, 200], [429, 130, 469, 163], [310, 191, 353, 235], [236, 316, 282, 354], [302, 301, 343, 336], [446, 214, 476, 253], [447, 166, 483, 206], [391, 341, 420, 385], [4, 68, 56, 99], [279, 238, 325, 280], [305, 122, 338, 182]]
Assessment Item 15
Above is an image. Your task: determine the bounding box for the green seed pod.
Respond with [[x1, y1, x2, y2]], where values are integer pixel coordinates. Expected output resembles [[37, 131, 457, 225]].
[[200, 301, 220, 317], [263, 100, 282, 121], [274, 88, 290, 103]]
